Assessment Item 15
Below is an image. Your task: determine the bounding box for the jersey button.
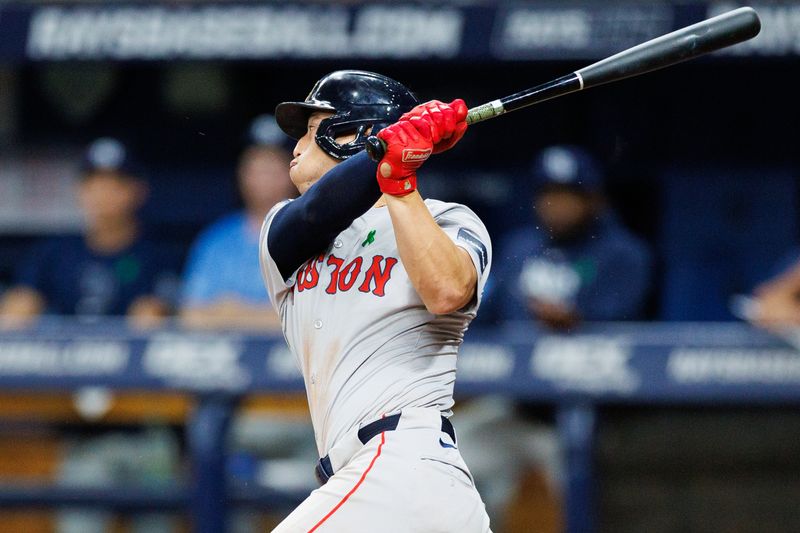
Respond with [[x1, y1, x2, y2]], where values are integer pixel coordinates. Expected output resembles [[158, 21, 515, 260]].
[[334, 239, 343, 248], [313, 319, 323, 329]]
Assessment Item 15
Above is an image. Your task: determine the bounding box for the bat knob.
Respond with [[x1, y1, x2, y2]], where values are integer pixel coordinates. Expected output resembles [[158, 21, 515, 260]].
[[365, 136, 386, 162]]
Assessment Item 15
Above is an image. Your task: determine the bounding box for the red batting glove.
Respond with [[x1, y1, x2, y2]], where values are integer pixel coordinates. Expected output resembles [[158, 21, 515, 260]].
[[399, 99, 468, 154], [375, 118, 434, 196]]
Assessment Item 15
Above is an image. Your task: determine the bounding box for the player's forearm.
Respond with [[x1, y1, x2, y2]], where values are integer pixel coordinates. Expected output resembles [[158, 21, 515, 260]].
[[757, 262, 800, 296], [385, 191, 476, 314], [180, 302, 281, 330], [0, 287, 45, 328]]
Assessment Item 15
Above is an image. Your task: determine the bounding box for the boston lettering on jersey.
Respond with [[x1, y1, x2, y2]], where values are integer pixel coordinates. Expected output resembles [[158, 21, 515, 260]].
[[296, 254, 399, 297]]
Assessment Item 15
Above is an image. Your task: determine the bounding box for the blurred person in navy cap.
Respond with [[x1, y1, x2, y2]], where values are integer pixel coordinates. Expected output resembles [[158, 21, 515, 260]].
[[179, 114, 296, 330], [456, 146, 654, 533], [489, 144, 653, 330], [0, 137, 172, 328]]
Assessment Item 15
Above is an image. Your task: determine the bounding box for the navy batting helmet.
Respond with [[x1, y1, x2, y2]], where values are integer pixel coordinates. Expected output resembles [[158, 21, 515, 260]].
[[275, 70, 419, 160]]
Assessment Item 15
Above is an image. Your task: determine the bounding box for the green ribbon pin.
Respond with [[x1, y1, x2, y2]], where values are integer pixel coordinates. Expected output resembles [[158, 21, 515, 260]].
[[362, 230, 376, 247]]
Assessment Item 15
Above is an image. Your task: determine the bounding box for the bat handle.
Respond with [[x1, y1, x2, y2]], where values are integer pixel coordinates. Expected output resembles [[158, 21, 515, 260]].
[[365, 136, 386, 162], [366, 101, 490, 161]]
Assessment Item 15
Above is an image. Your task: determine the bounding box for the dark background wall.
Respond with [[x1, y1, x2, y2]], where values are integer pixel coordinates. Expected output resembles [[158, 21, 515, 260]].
[[5, 56, 796, 320]]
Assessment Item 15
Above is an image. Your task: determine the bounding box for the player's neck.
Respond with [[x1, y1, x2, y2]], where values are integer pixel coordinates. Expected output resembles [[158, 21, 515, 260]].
[[85, 219, 139, 254], [373, 195, 388, 209]]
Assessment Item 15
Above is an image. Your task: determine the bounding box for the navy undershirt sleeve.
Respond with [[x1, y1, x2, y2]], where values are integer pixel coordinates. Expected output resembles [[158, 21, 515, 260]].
[[267, 151, 382, 280]]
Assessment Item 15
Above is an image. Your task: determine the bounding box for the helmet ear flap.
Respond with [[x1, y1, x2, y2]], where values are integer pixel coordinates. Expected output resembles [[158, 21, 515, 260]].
[[313, 114, 343, 159], [314, 117, 374, 160]]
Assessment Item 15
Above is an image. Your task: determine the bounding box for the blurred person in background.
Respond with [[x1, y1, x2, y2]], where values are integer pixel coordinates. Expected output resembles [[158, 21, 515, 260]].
[[179, 114, 295, 330], [179, 115, 315, 530], [491, 144, 653, 330], [0, 137, 181, 531], [459, 145, 654, 533], [741, 250, 800, 331], [0, 137, 173, 329]]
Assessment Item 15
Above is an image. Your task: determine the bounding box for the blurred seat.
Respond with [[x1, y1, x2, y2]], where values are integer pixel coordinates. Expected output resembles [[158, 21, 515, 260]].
[[658, 164, 797, 320]]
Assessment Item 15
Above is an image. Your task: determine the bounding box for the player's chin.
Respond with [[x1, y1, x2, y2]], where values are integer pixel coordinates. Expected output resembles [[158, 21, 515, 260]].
[[288, 168, 307, 194], [291, 177, 313, 195]]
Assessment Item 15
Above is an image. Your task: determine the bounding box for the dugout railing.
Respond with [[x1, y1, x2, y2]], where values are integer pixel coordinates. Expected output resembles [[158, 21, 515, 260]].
[[0, 319, 798, 533]]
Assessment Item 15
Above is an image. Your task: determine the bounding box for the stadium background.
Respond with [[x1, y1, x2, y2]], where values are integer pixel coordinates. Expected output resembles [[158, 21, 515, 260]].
[[0, 1, 798, 532]]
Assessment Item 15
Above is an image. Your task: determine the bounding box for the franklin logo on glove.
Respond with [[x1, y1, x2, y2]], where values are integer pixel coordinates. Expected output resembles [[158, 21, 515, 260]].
[[402, 148, 432, 163]]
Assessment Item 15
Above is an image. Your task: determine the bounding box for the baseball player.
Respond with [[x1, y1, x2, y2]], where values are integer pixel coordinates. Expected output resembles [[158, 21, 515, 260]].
[[259, 70, 493, 532]]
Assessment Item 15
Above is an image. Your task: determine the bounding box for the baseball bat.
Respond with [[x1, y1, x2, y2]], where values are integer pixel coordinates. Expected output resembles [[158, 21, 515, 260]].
[[365, 6, 761, 162]]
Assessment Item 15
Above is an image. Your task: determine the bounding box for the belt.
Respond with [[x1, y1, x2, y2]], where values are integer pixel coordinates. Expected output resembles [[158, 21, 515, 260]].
[[315, 413, 456, 485]]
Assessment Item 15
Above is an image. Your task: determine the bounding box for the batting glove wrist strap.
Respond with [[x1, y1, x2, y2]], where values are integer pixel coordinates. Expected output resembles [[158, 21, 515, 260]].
[[375, 118, 433, 196], [377, 169, 418, 196]]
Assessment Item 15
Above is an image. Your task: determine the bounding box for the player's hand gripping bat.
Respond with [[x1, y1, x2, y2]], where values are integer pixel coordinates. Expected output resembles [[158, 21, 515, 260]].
[[365, 6, 761, 161]]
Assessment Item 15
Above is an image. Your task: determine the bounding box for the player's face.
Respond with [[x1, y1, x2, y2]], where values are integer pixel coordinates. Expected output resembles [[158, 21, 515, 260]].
[[238, 146, 294, 213], [289, 112, 357, 194], [534, 188, 596, 238], [78, 171, 147, 227]]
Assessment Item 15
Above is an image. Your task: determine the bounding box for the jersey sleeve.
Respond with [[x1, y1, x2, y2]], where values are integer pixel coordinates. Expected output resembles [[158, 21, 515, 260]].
[[433, 203, 493, 312], [259, 200, 296, 313], [579, 236, 653, 321]]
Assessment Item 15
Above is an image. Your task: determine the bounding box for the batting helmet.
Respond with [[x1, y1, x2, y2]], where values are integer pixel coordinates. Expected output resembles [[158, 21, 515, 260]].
[[275, 70, 419, 160]]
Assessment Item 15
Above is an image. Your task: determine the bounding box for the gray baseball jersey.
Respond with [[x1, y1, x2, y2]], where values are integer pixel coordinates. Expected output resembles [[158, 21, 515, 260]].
[[260, 199, 491, 457]]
